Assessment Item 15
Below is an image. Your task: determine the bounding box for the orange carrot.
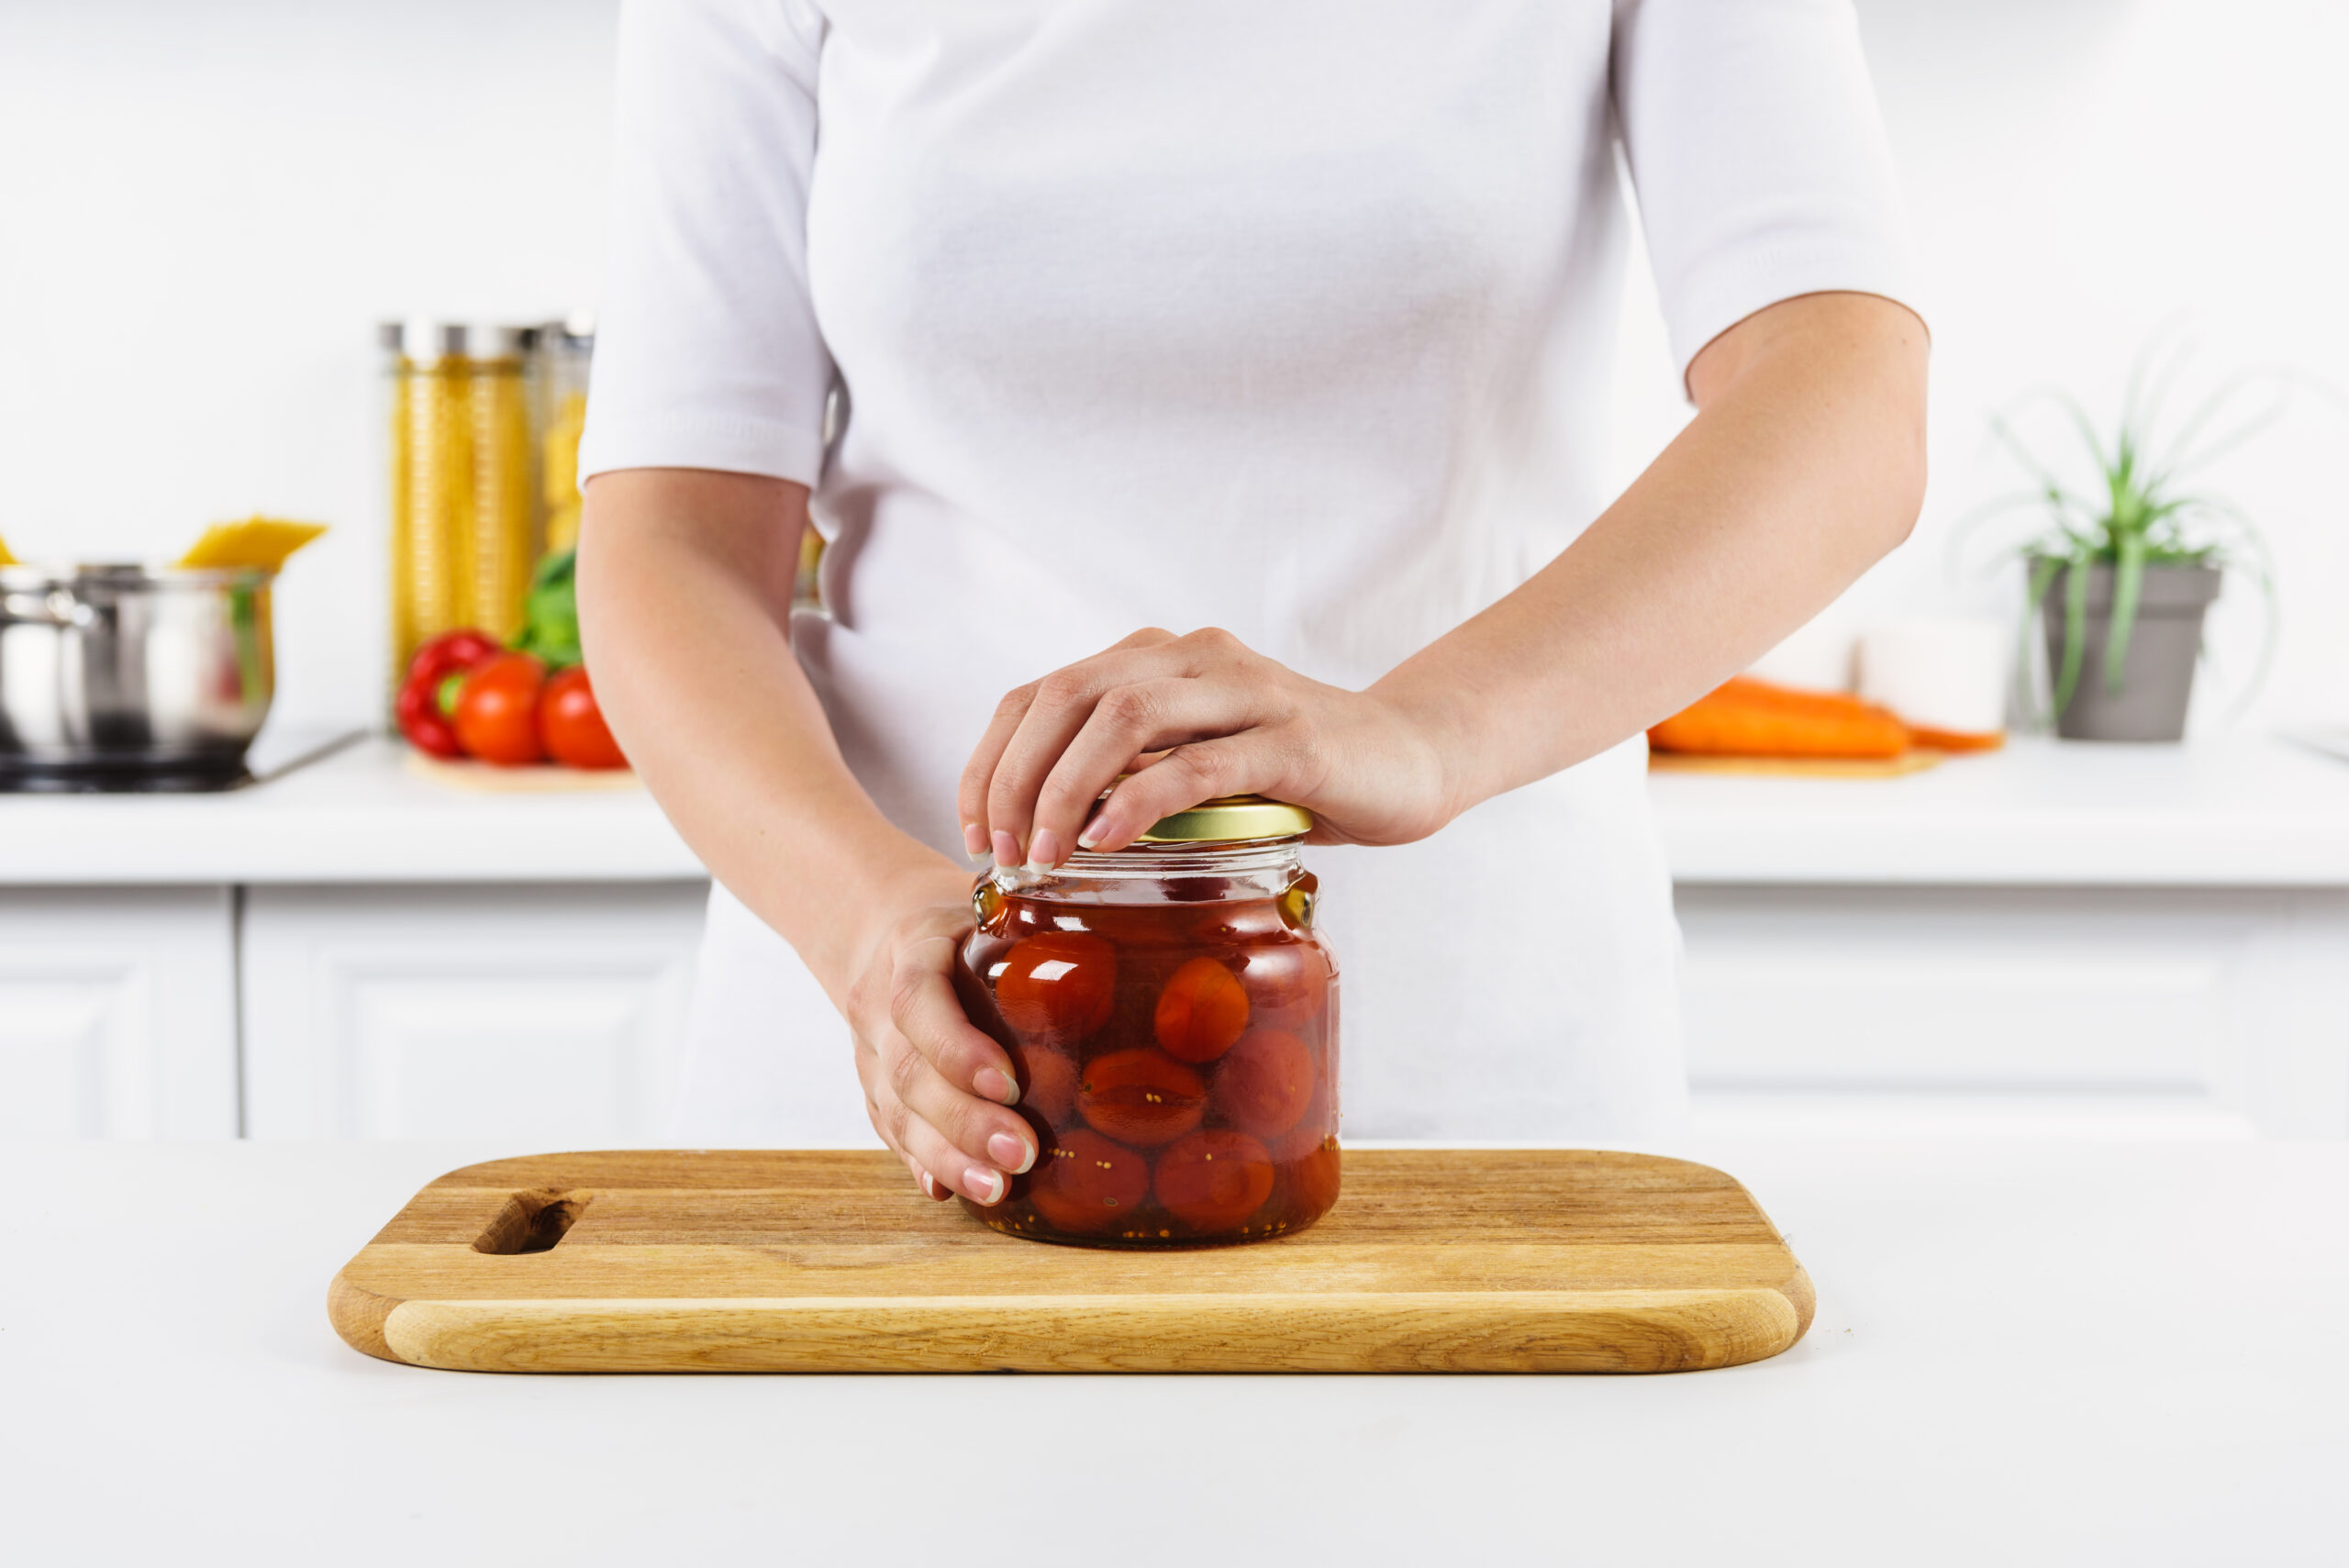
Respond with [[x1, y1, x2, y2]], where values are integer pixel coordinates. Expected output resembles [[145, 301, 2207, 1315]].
[[1648, 676, 1910, 760], [1908, 725, 2005, 753]]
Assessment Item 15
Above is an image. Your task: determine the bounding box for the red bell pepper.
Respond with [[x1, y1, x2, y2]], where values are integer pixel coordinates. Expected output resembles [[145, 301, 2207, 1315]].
[[395, 628, 500, 759]]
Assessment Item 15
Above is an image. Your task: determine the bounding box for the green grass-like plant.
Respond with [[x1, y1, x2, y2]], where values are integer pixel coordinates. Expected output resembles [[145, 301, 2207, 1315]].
[[1962, 338, 2289, 722]]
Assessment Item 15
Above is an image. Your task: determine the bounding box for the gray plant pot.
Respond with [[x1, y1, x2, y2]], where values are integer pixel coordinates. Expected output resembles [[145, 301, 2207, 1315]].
[[2033, 560, 2221, 742]]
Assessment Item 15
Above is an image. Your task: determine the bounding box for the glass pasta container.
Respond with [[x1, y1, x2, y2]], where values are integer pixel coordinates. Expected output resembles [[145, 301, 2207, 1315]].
[[382, 320, 539, 677], [533, 312, 595, 556], [954, 795, 1341, 1249]]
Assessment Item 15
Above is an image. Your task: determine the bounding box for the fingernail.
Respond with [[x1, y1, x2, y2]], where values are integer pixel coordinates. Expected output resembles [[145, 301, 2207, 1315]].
[[988, 1131, 1034, 1173], [962, 823, 987, 858], [1027, 828, 1063, 870], [1075, 812, 1108, 850], [964, 1166, 1007, 1206], [916, 1169, 938, 1199], [992, 828, 1020, 868], [974, 1066, 1020, 1106]]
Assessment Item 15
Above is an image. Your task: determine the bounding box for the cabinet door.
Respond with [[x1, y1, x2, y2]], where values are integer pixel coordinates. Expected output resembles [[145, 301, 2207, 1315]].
[[1676, 884, 2349, 1138], [0, 887, 238, 1139], [240, 883, 708, 1142]]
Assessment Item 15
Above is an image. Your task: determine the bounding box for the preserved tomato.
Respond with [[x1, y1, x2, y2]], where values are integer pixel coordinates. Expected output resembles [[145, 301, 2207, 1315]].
[[1283, 1138, 1342, 1218], [1014, 1043, 1080, 1126], [1236, 941, 1329, 1029], [1079, 1049, 1206, 1148], [1152, 1129, 1276, 1231], [992, 931, 1116, 1042], [1211, 1027, 1315, 1140], [1152, 956, 1250, 1062], [955, 811, 1341, 1249], [1025, 1129, 1152, 1235]]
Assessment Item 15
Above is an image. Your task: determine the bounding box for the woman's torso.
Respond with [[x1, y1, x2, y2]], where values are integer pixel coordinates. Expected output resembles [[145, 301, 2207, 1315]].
[[794, 1, 1637, 851], [678, 2, 1686, 1144]]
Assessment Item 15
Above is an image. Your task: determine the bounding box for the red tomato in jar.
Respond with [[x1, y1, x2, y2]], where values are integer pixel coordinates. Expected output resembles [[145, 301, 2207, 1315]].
[[1027, 1128, 1151, 1234], [993, 932, 1116, 1042], [1160, 875, 1233, 904], [1152, 1129, 1275, 1231], [1283, 1138, 1342, 1218], [539, 665, 628, 769], [1212, 1027, 1315, 1140], [1152, 955, 1251, 1063], [1236, 941, 1330, 1029], [1269, 1077, 1335, 1162], [1180, 897, 1282, 947], [451, 652, 548, 765], [1011, 1041, 1079, 1127], [1078, 1049, 1206, 1148]]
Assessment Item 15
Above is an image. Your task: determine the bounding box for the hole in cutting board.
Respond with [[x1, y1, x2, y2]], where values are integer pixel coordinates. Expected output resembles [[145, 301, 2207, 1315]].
[[473, 1188, 594, 1255]]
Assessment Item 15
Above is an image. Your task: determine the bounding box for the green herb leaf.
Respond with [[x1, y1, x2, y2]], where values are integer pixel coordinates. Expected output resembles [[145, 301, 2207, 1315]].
[[2105, 530, 2147, 695], [510, 548, 582, 667], [2055, 554, 2091, 717]]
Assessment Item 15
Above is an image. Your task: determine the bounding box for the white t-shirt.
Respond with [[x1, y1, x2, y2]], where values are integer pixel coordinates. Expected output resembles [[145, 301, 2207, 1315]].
[[581, 0, 1913, 1144]]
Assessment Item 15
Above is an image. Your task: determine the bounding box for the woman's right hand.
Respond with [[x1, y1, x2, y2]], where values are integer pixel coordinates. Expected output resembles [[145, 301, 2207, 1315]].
[[577, 471, 1039, 1203], [843, 870, 1040, 1206]]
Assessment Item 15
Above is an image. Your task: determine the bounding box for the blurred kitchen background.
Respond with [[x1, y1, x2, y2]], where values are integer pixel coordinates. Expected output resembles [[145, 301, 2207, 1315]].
[[2, 0, 2343, 1145]]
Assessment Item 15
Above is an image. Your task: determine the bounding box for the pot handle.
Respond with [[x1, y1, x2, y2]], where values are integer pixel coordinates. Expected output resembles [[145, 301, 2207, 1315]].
[[0, 589, 97, 628]]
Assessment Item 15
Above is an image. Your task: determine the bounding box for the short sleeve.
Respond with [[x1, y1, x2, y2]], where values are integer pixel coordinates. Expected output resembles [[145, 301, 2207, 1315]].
[[1612, 0, 1918, 383], [578, 0, 831, 486]]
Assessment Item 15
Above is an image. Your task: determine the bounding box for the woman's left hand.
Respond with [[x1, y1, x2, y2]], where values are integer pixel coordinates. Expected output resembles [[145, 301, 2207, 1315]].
[[958, 627, 1458, 867]]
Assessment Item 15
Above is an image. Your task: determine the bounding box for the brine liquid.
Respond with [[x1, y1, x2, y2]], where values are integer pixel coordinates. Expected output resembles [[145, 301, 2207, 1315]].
[[954, 877, 1340, 1248]]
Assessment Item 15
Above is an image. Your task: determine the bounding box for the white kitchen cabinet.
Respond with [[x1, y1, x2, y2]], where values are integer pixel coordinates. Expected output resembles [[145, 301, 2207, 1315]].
[[239, 883, 707, 1142], [1677, 884, 2349, 1138], [5, 739, 2342, 1144], [0, 886, 238, 1139]]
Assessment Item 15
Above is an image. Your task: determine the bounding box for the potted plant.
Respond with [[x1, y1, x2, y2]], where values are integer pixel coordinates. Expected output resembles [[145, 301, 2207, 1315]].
[[1968, 346, 2284, 741]]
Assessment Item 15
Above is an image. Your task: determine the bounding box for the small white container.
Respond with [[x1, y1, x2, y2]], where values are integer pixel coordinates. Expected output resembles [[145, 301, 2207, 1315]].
[[1857, 617, 2008, 737]]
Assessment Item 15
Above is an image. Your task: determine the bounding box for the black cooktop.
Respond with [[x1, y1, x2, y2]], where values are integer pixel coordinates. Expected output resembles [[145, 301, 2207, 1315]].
[[0, 729, 369, 794], [0, 759, 257, 794]]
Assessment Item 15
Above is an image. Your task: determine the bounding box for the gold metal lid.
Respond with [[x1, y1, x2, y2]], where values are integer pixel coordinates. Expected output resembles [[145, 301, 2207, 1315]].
[[1134, 794, 1314, 844]]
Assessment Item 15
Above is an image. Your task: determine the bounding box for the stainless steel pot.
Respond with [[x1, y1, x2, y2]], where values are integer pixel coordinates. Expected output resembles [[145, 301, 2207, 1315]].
[[0, 562, 275, 789]]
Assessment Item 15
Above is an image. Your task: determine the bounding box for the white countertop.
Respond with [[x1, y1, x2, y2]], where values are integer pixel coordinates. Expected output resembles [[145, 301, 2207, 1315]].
[[1651, 732, 2349, 885], [0, 733, 706, 885], [2, 730, 2344, 887], [5, 1139, 2341, 1565]]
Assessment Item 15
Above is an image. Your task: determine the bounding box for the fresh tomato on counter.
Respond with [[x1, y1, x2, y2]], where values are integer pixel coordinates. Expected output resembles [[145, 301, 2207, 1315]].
[[538, 665, 627, 769], [392, 555, 631, 773], [451, 652, 548, 765], [394, 628, 499, 759]]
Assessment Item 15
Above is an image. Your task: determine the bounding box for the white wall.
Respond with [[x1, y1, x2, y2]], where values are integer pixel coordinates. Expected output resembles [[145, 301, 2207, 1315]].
[[3, 0, 2343, 733], [0, 0, 618, 729], [1611, 0, 2349, 730]]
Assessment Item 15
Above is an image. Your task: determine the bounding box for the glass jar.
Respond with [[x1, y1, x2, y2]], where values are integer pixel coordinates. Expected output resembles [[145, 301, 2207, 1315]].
[[531, 311, 596, 556], [381, 319, 540, 677], [954, 795, 1341, 1249]]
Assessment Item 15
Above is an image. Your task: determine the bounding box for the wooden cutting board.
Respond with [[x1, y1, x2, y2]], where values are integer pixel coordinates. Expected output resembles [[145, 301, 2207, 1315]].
[[328, 1149, 1814, 1374]]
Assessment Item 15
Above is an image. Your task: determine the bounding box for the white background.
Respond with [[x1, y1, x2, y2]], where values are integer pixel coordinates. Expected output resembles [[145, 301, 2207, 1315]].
[[1, 0, 2343, 733]]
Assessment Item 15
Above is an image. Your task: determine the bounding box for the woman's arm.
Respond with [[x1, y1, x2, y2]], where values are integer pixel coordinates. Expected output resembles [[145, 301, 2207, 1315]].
[[1381, 289, 1929, 824], [963, 290, 1928, 862], [576, 468, 1038, 1206]]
